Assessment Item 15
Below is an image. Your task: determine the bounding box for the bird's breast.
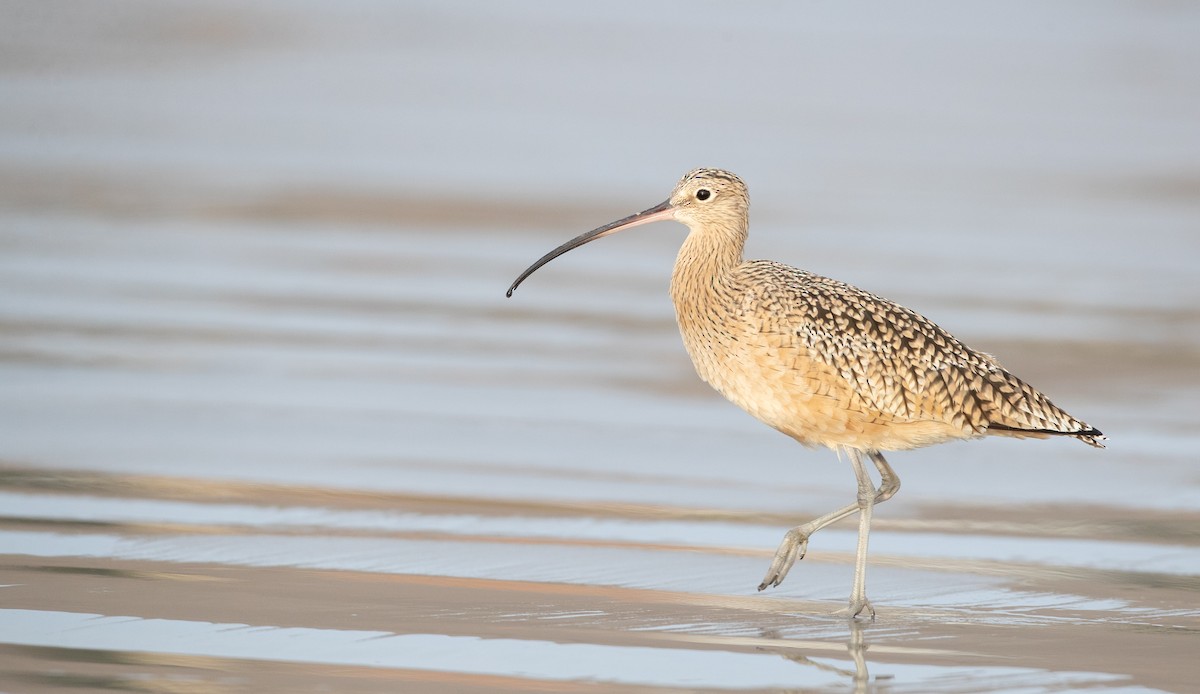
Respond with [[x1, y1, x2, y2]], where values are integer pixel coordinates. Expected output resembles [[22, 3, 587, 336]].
[[671, 278, 822, 438]]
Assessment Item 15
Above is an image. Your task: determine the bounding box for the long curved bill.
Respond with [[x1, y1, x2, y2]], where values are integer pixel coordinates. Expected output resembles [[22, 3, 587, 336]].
[[506, 198, 675, 297]]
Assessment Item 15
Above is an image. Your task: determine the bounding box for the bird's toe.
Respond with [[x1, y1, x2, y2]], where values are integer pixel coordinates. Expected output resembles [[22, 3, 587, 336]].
[[835, 597, 876, 621], [758, 532, 809, 591]]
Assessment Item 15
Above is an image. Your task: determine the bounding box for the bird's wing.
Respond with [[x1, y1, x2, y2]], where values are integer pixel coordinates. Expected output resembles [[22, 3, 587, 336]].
[[729, 261, 1101, 443]]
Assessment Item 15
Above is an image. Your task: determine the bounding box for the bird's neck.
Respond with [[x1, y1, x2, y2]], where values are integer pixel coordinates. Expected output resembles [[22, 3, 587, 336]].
[[669, 225, 746, 311]]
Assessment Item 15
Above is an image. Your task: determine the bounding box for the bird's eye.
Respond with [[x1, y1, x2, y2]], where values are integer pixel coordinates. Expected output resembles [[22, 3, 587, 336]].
[[696, 189, 711, 201]]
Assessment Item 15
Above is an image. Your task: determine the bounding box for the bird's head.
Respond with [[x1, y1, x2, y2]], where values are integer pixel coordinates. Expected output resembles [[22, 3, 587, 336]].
[[668, 168, 750, 233], [506, 168, 749, 297]]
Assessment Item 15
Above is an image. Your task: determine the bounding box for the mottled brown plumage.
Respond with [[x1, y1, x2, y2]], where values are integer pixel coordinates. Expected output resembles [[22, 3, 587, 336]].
[[507, 167, 1104, 618]]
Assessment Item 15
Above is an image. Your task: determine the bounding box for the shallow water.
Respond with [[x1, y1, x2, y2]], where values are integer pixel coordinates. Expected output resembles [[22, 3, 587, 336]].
[[2, 2, 1199, 692]]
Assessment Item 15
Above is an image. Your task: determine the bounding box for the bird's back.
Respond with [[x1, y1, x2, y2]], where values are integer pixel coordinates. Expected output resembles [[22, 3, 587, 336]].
[[674, 259, 1104, 452]]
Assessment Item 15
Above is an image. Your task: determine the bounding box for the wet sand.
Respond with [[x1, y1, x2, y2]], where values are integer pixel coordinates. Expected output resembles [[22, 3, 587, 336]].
[[3, 2, 1200, 692]]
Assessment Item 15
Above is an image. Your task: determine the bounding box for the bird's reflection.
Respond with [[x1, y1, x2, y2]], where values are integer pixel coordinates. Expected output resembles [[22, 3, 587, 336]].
[[760, 620, 886, 693]]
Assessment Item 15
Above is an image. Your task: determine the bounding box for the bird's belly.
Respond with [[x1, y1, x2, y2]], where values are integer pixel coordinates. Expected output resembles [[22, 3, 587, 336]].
[[684, 337, 966, 452]]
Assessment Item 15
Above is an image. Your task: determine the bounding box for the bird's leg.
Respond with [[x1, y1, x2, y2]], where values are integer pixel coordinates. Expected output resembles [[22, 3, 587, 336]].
[[869, 451, 900, 503], [842, 449, 878, 619], [758, 501, 861, 591], [758, 451, 900, 593]]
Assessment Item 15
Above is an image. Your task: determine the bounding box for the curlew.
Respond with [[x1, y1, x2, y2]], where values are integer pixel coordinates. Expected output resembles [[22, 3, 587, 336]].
[[506, 168, 1104, 618]]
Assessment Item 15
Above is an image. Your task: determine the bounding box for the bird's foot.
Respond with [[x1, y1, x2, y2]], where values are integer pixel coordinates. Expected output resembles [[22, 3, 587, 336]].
[[835, 597, 876, 621], [758, 529, 809, 591]]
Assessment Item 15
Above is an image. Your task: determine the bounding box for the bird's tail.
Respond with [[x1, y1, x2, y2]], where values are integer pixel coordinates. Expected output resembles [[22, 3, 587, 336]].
[[975, 365, 1106, 448], [988, 422, 1106, 448]]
